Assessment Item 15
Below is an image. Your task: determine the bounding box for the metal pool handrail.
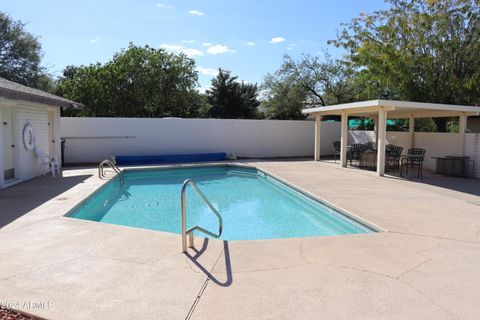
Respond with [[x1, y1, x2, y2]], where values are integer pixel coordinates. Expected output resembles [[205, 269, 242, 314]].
[[98, 159, 125, 186], [181, 179, 223, 253]]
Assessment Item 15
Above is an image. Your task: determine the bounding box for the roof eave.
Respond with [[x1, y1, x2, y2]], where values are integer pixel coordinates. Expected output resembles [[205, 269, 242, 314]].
[[0, 87, 84, 109]]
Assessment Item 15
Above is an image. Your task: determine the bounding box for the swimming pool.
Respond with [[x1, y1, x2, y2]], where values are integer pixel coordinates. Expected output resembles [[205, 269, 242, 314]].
[[68, 165, 374, 240]]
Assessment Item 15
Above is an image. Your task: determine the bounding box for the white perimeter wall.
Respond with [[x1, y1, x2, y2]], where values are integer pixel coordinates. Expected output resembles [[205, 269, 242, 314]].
[[348, 130, 476, 172], [60, 117, 480, 178], [61, 118, 341, 163], [465, 133, 480, 178]]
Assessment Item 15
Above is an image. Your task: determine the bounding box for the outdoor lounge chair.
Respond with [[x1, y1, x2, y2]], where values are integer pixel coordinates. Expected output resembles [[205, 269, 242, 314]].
[[385, 145, 403, 172], [333, 141, 341, 163], [400, 148, 426, 179], [365, 141, 376, 151], [348, 143, 367, 166]]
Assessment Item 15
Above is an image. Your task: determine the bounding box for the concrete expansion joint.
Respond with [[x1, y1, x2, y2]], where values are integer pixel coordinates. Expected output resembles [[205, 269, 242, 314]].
[[318, 262, 454, 318], [395, 258, 433, 280], [397, 278, 455, 319], [389, 231, 480, 245], [184, 247, 225, 320]]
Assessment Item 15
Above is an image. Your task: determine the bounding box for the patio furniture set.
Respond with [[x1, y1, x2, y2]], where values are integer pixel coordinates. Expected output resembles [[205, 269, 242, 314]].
[[333, 141, 426, 179]]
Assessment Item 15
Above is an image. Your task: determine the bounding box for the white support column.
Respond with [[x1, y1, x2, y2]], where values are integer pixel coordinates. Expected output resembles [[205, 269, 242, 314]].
[[373, 115, 378, 147], [314, 114, 321, 161], [409, 114, 415, 149], [376, 108, 387, 176], [340, 111, 348, 167], [458, 113, 467, 156]]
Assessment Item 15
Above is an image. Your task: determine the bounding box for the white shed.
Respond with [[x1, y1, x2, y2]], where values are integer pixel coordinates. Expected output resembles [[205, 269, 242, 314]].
[[0, 78, 82, 188]]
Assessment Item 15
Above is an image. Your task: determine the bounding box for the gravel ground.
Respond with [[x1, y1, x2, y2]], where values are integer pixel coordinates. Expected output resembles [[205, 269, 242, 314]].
[[0, 307, 40, 320]]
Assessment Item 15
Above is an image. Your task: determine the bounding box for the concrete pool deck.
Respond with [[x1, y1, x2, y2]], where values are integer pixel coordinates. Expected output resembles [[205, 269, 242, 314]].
[[0, 160, 479, 319]]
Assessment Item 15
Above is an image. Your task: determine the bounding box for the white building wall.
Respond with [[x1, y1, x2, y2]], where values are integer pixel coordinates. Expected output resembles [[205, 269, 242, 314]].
[[0, 106, 4, 185], [1, 101, 61, 187], [16, 104, 49, 181], [61, 118, 345, 163]]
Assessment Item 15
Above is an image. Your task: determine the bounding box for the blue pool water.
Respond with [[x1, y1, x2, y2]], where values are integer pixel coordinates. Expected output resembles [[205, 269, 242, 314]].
[[69, 166, 373, 240]]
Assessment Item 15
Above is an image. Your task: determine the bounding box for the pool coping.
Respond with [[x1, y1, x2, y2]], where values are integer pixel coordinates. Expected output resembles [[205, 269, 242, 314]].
[[62, 161, 385, 237]]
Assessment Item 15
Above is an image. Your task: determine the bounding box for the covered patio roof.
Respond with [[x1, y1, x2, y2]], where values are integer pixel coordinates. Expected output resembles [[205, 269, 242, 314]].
[[302, 99, 480, 118], [301, 100, 480, 177]]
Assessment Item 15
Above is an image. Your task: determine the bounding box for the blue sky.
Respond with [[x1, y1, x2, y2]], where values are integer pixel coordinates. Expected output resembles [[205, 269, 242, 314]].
[[2, 0, 387, 91]]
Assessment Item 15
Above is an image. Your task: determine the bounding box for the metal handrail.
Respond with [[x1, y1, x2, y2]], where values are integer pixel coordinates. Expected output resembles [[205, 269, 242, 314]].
[[181, 179, 223, 253], [98, 159, 125, 186]]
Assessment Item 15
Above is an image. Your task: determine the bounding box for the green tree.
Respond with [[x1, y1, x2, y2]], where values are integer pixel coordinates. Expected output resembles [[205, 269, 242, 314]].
[[0, 12, 45, 87], [279, 54, 357, 107], [206, 69, 260, 119], [57, 44, 200, 117], [261, 73, 308, 120], [331, 0, 480, 131], [260, 54, 357, 120]]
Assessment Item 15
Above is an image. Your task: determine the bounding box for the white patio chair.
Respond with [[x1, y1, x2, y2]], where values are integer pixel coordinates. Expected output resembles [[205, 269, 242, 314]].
[[35, 148, 60, 177], [50, 155, 61, 177]]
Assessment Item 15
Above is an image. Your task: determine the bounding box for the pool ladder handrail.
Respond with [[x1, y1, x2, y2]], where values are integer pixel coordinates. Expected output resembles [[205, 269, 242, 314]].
[[181, 179, 223, 253], [98, 159, 125, 186]]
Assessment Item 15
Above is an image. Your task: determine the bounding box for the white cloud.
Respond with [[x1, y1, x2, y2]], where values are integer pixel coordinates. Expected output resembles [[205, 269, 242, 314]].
[[160, 44, 204, 57], [198, 86, 211, 94], [203, 42, 214, 47], [246, 42, 255, 46], [206, 44, 235, 55], [90, 37, 101, 44], [181, 39, 195, 44], [270, 37, 286, 44], [287, 43, 297, 51], [196, 67, 218, 77], [156, 3, 173, 8], [189, 10, 204, 16]]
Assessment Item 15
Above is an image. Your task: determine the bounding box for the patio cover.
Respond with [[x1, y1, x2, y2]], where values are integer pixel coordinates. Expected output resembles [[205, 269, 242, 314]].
[[302, 100, 480, 176]]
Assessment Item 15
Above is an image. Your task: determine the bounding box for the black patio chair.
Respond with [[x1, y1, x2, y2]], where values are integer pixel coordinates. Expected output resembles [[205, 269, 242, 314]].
[[385, 145, 403, 172], [348, 144, 367, 166], [333, 141, 341, 163], [400, 148, 426, 179], [365, 141, 376, 151]]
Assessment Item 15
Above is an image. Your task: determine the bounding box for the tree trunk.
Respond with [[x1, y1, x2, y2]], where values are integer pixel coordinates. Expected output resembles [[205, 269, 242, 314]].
[[433, 118, 448, 132]]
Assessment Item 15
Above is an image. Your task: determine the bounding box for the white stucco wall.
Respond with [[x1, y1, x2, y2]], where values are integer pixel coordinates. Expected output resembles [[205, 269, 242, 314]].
[[60, 118, 344, 163], [348, 130, 471, 171], [465, 133, 480, 178]]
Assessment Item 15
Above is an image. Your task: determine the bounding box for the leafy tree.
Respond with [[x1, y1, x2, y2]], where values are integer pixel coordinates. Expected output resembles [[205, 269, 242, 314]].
[[0, 11, 45, 87], [58, 44, 200, 117], [331, 0, 480, 131], [279, 54, 357, 107], [261, 73, 308, 120], [260, 54, 357, 120], [206, 69, 260, 119]]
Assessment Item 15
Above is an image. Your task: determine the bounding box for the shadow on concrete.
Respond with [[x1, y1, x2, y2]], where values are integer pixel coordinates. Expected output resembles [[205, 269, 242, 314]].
[[0, 174, 92, 229], [384, 171, 480, 199], [185, 238, 233, 287], [319, 157, 479, 199]]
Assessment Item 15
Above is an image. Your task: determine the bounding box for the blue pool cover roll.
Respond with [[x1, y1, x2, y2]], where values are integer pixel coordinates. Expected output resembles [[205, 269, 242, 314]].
[[115, 152, 228, 165]]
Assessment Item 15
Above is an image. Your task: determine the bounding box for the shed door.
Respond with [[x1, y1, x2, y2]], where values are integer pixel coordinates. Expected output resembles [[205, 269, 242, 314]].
[[2, 106, 16, 181], [48, 110, 55, 160]]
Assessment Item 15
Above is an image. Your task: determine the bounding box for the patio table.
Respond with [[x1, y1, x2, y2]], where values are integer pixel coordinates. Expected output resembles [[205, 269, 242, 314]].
[[359, 150, 377, 171]]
